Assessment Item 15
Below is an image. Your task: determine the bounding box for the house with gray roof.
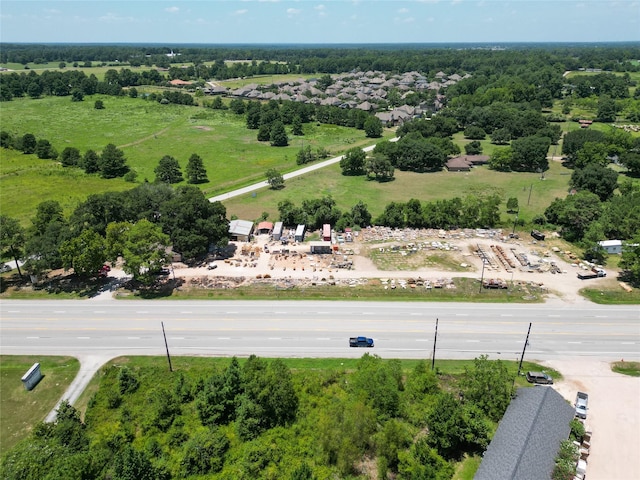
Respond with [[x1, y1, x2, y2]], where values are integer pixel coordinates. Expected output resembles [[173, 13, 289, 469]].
[[474, 387, 574, 480]]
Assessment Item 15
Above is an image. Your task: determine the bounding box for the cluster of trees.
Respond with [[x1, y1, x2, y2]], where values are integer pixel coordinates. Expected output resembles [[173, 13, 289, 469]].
[[154, 154, 208, 184], [375, 195, 502, 230], [1, 132, 131, 179], [295, 144, 331, 165], [274, 193, 502, 232], [567, 73, 632, 99], [0, 69, 125, 101], [0, 183, 229, 280], [340, 147, 395, 181], [277, 196, 372, 232], [1, 354, 514, 479]]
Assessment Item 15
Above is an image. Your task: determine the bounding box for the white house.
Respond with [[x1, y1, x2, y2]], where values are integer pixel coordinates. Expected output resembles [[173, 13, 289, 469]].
[[599, 240, 623, 254]]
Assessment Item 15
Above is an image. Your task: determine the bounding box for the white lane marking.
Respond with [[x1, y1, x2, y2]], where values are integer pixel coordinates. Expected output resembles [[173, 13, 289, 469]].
[[415, 339, 429, 342], [317, 338, 331, 341], [136, 311, 148, 314], [548, 315, 561, 317], [180, 311, 192, 314], [410, 313, 422, 316], [226, 311, 238, 314], [77, 336, 90, 339], [456, 314, 469, 316], [217, 337, 230, 340], [93, 311, 105, 314], [127, 336, 140, 340], [466, 340, 480, 342], [54, 311, 66, 313], [501, 314, 513, 317], [268, 337, 282, 340], [568, 341, 582, 344], [170, 337, 185, 340], [621, 342, 635, 345], [26, 336, 39, 339]]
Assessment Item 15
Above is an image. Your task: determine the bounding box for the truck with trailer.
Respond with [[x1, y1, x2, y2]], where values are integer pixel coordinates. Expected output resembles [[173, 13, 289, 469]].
[[349, 336, 374, 348], [577, 267, 606, 280]]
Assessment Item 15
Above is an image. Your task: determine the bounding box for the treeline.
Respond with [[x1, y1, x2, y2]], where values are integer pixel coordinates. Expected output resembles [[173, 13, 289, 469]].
[[3, 43, 640, 75], [0, 354, 515, 479], [275, 194, 501, 232]]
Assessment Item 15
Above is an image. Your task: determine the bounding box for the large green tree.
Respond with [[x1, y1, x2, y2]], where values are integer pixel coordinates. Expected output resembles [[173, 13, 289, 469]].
[[510, 135, 550, 172], [0, 215, 25, 276], [185, 153, 208, 184], [158, 185, 229, 262], [570, 164, 619, 201], [106, 220, 171, 284], [364, 116, 383, 138], [340, 147, 367, 176], [154, 155, 183, 184], [620, 233, 640, 286], [60, 229, 107, 277], [99, 143, 128, 178]]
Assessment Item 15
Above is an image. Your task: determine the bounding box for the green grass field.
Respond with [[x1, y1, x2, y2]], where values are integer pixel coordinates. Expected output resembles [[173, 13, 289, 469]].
[[0, 356, 80, 453], [0, 94, 383, 224], [222, 156, 574, 222]]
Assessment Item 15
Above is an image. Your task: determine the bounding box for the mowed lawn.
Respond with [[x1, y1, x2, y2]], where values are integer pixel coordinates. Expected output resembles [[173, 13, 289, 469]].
[[222, 157, 574, 222], [0, 356, 80, 453], [1, 95, 382, 223]]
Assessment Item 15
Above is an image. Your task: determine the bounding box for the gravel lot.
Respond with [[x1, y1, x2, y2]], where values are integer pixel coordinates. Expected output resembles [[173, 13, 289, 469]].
[[544, 359, 640, 480]]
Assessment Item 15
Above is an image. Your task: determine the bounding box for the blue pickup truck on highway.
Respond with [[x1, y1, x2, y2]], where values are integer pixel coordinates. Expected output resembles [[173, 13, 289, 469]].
[[349, 336, 374, 347]]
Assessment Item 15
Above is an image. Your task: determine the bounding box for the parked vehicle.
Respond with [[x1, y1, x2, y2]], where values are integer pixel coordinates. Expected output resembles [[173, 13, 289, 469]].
[[577, 266, 606, 280], [526, 371, 553, 384], [207, 262, 218, 270], [97, 265, 111, 278], [349, 336, 374, 348], [531, 230, 545, 241], [575, 391, 588, 419]]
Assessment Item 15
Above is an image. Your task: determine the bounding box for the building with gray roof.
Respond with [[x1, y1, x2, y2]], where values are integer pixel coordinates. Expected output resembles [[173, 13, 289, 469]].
[[474, 387, 574, 480]]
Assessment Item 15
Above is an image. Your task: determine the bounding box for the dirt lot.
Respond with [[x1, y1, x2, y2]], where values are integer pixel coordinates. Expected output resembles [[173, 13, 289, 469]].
[[172, 227, 620, 302], [545, 359, 640, 480]]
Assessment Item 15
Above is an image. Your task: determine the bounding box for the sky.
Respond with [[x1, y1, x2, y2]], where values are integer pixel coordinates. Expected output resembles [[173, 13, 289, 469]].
[[1, 0, 639, 45]]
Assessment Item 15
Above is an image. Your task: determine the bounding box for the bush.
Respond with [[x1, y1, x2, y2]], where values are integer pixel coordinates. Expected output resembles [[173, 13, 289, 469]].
[[118, 366, 140, 395]]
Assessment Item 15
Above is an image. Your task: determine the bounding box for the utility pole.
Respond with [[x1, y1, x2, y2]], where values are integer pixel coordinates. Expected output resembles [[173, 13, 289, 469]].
[[527, 183, 533, 205], [478, 245, 486, 293], [512, 208, 519, 236], [517, 322, 532, 378], [161, 322, 173, 372], [431, 318, 438, 371]]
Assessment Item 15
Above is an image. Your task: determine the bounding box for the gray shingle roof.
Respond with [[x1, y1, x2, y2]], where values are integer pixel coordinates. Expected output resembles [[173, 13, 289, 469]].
[[474, 387, 574, 480]]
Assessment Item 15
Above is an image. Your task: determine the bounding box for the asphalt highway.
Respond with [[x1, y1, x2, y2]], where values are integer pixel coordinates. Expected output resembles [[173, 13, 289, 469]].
[[1, 300, 638, 362]]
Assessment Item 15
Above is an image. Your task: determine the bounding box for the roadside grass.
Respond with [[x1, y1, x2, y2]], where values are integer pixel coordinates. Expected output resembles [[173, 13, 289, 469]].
[[611, 361, 640, 377], [222, 157, 573, 222], [454, 455, 482, 480], [0, 356, 80, 453], [579, 286, 640, 304], [114, 276, 546, 303]]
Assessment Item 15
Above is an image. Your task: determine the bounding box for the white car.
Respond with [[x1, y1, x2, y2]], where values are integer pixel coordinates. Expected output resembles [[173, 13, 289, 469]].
[[207, 262, 218, 270]]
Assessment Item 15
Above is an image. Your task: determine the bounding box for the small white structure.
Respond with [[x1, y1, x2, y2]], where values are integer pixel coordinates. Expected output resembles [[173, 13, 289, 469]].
[[295, 224, 306, 242], [21, 363, 43, 391], [599, 240, 623, 254]]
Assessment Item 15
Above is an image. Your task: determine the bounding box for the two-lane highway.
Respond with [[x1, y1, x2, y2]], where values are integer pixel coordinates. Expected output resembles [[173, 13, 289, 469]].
[[1, 300, 638, 361]]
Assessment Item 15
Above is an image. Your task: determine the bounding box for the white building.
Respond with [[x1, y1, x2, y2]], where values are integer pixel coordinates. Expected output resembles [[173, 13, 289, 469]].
[[599, 240, 623, 254]]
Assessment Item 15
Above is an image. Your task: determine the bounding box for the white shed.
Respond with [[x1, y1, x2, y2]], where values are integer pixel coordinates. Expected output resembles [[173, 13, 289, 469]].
[[599, 240, 623, 254]]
